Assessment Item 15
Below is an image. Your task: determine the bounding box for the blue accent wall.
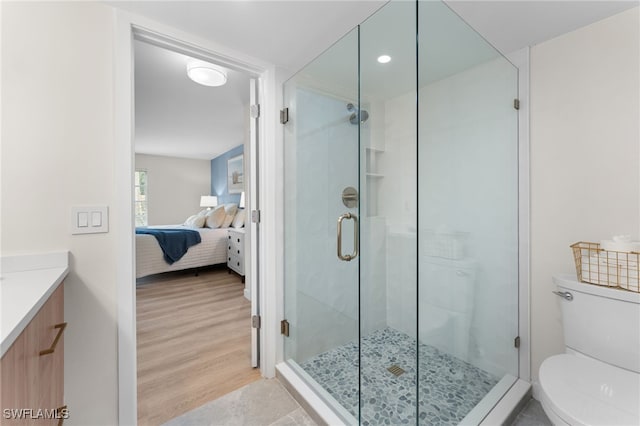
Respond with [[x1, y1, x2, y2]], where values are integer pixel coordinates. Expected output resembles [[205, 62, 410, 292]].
[[211, 145, 244, 205]]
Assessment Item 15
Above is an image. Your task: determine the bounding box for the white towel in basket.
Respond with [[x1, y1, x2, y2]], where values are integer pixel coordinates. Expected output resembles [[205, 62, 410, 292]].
[[582, 253, 639, 289]]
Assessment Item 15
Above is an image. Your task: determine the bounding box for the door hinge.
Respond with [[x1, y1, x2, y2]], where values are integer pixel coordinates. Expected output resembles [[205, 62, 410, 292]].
[[514, 336, 521, 348], [251, 210, 261, 223], [250, 104, 260, 119], [252, 315, 261, 329], [513, 98, 520, 110], [281, 319, 290, 337], [280, 107, 289, 124]]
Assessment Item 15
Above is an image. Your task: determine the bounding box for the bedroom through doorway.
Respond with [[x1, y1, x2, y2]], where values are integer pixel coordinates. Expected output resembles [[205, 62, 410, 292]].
[[132, 38, 261, 425]]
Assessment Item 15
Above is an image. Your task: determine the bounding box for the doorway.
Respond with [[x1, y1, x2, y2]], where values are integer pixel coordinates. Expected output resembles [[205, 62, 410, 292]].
[[132, 37, 261, 424], [115, 20, 269, 425]]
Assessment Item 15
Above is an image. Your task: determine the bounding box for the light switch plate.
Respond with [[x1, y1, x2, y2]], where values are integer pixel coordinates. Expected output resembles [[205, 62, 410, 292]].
[[71, 206, 109, 234]]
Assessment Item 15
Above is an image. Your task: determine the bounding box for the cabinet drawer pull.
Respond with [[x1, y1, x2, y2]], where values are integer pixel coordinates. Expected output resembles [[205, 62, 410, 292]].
[[56, 405, 68, 426], [40, 322, 67, 356]]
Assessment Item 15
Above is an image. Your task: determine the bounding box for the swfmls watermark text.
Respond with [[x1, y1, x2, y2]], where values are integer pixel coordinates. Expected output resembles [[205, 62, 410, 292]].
[[3, 407, 69, 420]]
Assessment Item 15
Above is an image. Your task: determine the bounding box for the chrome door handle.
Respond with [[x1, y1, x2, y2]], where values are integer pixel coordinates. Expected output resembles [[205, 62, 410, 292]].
[[337, 212, 359, 261], [552, 291, 573, 301]]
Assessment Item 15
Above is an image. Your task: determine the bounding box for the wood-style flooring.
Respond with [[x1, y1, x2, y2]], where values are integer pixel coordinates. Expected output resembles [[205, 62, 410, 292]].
[[136, 267, 260, 425]]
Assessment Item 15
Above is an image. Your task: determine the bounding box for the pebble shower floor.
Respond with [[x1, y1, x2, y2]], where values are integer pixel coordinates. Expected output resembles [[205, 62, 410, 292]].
[[301, 328, 498, 425]]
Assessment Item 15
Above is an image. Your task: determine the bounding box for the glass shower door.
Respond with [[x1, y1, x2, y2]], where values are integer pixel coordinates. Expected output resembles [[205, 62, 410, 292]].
[[282, 1, 520, 424], [358, 2, 419, 424], [417, 1, 520, 423], [282, 28, 361, 422]]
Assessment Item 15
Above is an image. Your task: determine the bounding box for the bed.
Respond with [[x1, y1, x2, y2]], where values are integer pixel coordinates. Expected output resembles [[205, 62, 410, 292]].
[[135, 225, 229, 279]]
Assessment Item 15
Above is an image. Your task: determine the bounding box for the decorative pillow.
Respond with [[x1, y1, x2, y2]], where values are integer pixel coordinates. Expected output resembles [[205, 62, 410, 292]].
[[184, 214, 206, 228], [221, 203, 238, 228], [231, 209, 246, 228], [205, 205, 226, 228]]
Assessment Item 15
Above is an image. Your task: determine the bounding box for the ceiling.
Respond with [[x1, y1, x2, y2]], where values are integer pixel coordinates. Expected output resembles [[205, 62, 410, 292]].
[[119, 0, 638, 160], [446, 1, 639, 54], [134, 40, 250, 159]]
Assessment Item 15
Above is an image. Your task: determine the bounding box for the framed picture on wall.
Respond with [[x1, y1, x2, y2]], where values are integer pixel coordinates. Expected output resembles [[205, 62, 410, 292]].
[[227, 154, 244, 194]]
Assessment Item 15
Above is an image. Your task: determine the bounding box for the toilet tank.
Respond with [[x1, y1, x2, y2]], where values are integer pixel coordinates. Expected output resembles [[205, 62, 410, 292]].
[[554, 274, 640, 373], [419, 256, 476, 361]]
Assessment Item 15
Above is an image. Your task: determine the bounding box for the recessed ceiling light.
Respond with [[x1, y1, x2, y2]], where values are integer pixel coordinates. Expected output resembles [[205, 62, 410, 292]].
[[377, 55, 391, 64], [186, 60, 227, 87]]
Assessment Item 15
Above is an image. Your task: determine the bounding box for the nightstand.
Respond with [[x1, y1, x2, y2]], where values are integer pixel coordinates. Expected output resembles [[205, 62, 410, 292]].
[[227, 228, 245, 282]]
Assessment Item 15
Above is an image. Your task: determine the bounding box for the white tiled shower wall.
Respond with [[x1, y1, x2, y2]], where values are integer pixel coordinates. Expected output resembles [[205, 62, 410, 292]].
[[379, 57, 519, 377], [284, 87, 360, 362]]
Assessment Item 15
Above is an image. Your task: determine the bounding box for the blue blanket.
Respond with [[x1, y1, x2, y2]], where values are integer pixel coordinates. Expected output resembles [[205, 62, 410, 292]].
[[136, 228, 202, 264]]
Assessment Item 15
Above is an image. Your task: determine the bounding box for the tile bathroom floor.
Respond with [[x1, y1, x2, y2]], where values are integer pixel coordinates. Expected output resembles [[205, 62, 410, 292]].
[[164, 374, 551, 426], [509, 398, 552, 426], [163, 379, 316, 426], [301, 327, 499, 425]]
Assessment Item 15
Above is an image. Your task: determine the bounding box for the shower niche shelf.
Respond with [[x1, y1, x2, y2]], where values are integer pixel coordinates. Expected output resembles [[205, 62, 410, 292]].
[[364, 146, 384, 217], [365, 146, 384, 178]]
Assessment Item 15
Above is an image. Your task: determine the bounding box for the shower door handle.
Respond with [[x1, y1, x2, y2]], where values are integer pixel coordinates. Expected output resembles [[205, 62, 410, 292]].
[[337, 212, 359, 261]]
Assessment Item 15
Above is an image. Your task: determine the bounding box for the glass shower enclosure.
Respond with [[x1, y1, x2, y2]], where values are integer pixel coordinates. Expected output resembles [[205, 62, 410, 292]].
[[283, 1, 519, 424]]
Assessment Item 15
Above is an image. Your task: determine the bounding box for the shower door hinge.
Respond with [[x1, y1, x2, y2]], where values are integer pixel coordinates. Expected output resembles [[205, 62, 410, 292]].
[[252, 315, 261, 329], [281, 319, 290, 337], [514, 336, 521, 348], [250, 104, 261, 119], [513, 98, 520, 110], [280, 108, 289, 124]]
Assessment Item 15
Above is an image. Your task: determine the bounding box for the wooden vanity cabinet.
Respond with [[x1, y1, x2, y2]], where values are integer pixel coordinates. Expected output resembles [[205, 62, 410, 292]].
[[1, 283, 65, 425]]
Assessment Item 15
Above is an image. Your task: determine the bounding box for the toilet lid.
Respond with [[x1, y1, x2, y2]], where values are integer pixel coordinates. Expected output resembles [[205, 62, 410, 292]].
[[539, 354, 640, 426]]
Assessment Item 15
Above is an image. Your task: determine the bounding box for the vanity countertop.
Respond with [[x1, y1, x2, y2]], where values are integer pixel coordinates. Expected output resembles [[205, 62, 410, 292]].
[[1, 251, 69, 357]]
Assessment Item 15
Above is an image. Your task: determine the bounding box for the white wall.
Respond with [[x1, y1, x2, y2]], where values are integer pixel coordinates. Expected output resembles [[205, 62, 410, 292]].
[[134, 154, 211, 225], [1, 2, 118, 424], [530, 7, 640, 384]]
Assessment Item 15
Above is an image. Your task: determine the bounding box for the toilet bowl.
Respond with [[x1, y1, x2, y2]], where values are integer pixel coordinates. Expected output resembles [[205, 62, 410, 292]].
[[539, 354, 639, 425], [538, 275, 640, 426]]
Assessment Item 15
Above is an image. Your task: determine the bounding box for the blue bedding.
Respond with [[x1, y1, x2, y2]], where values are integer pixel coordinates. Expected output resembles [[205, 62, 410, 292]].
[[136, 227, 202, 264]]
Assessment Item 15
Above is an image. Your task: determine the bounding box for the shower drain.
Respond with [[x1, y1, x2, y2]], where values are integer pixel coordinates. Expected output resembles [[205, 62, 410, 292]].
[[387, 365, 405, 377]]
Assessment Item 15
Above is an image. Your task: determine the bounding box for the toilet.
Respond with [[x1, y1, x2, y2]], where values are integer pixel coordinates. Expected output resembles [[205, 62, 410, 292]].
[[539, 274, 640, 425]]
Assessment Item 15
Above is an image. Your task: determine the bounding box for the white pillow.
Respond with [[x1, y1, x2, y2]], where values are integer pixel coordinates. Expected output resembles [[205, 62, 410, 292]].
[[221, 203, 238, 228], [224, 203, 238, 215], [231, 209, 246, 228], [184, 214, 206, 228], [205, 205, 226, 228]]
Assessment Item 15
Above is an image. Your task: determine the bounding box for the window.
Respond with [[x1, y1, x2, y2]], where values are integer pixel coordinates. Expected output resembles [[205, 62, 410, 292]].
[[135, 170, 148, 226]]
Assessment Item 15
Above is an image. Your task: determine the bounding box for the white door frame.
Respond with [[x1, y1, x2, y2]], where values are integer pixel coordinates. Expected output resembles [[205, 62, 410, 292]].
[[114, 10, 278, 425]]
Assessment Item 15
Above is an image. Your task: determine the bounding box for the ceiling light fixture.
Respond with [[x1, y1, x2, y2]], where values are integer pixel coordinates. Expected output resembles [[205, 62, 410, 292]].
[[187, 60, 227, 87], [377, 55, 391, 64]]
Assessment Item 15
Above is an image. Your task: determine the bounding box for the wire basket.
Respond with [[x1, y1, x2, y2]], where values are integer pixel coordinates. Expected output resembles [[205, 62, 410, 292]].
[[423, 229, 468, 260], [571, 242, 639, 293]]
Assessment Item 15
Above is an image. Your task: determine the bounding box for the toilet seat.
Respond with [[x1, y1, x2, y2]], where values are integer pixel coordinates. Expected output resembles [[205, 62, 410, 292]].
[[539, 354, 639, 426]]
